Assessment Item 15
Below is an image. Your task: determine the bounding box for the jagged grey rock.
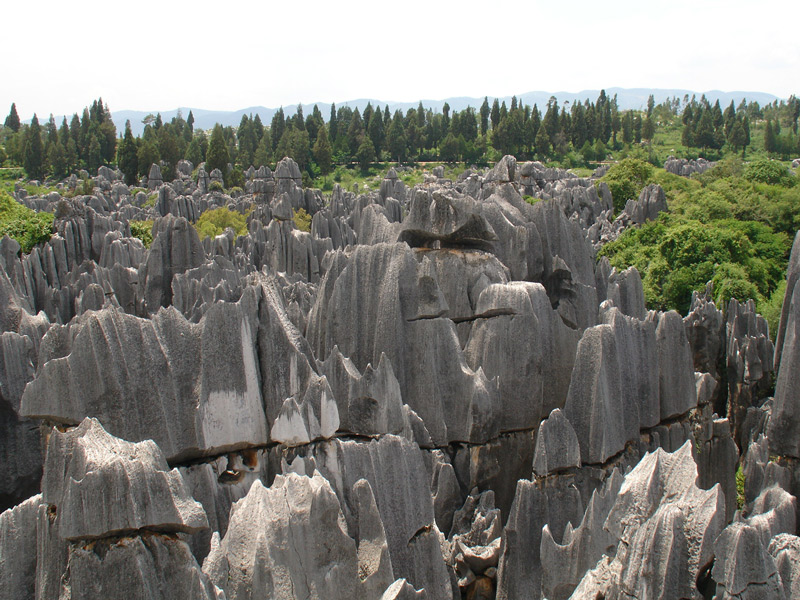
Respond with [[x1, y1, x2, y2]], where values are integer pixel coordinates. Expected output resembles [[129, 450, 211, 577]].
[[270, 373, 340, 446], [539, 469, 623, 600], [398, 189, 498, 250], [655, 310, 697, 420], [203, 473, 360, 600], [353, 478, 395, 599], [319, 347, 407, 437], [574, 442, 726, 599], [41, 418, 208, 540], [22, 290, 269, 462], [768, 273, 800, 458], [712, 522, 785, 599], [769, 534, 800, 599], [310, 435, 453, 599], [563, 324, 628, 464], [141, 215, 205, 312], [605, 266, 646, 320], [67, 533, 222, 600], [0, 493, 41, 600], [726, 298, 774, 446], [532, 408, 581, 476], [495, 477, 584, 600]]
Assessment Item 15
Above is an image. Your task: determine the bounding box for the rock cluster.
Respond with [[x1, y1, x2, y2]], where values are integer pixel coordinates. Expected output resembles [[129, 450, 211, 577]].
[[2, 156, 799, 599]]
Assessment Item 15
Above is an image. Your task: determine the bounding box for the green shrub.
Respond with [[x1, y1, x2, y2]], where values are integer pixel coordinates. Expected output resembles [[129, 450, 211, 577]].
[[743, 159, 795, 187], [600, 158, 654, 213], [209, 180, 224, 192], [523, 195, 540, 206], [0, 190, 54, 253], [195, 207, 248, 239], [599, 214, 789, 315], [293, 208, 312, 232], [143, 193, 158, 208], [129, 220, 154, 249], [736, 465, 745, 509]]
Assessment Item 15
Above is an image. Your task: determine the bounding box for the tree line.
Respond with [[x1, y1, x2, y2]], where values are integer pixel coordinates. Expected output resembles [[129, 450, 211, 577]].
[[2, 99, 116, 180], [2, 92, 799, 186]]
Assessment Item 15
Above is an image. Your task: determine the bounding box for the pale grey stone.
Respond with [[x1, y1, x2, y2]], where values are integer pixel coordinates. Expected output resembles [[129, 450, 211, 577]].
[[42, 418, 208, 540]]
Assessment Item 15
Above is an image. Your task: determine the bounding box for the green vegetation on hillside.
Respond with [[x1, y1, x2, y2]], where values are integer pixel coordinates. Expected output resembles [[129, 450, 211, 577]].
[[0, 190, 54, 253], [599, 158, 797, 324]]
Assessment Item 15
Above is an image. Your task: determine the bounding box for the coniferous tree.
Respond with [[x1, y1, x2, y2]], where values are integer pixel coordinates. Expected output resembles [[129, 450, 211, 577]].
[[117, 121, 139, 185], [347, 109, 364, 157], [187, 110, 195, 132], [24, 114, 44, 179], [723, 101, 736, 138], [490, 99, 501, 130], [356, 136, 375, 172], [694, 108, 717, 149], [642, 116, 655, 141], [534, 120, 551, 157], [4, 103, 21, 132], [329, 103, 338, 145], [367, 109, 384, 157], [480, 97, 490, 136], [271, 108, 286, 148], [312, 125, 333, 176], [727, 119, 747, 156], [253, 133, 271, 168], [185, 136, 205, 167], [206, 124, 230, 178], [252, 114, 264, 143], [764, 120, 776, 154], [386, 110, 407, 162]]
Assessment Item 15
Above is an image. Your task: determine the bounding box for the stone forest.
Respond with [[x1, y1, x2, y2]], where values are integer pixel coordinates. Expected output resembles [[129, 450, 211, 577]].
[[3, 136, 800, 598]]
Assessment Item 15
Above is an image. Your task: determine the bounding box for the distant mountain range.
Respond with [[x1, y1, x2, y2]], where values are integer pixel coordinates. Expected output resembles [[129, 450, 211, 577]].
[[111, 88, 783, 136]]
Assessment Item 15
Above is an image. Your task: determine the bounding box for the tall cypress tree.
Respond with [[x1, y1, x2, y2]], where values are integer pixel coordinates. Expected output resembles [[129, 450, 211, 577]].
[[206, 124, 230, 180], [24, 114, 44, 179], [764, 120, 776, 154], [480, 97, 490, 136], [117, 120, 139, 185], [313, 125, 333, 176], [4, 103, 21, 132]]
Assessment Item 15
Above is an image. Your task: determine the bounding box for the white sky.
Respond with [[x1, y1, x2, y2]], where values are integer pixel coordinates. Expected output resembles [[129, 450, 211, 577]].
[[4, 0, 798, 119]]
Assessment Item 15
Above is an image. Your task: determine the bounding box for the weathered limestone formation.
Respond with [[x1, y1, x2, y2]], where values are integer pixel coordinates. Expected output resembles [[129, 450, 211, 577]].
[[2, 157, 799, 599]]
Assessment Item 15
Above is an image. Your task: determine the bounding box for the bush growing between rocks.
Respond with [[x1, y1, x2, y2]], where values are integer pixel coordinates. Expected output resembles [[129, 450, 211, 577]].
[[0, 189, 54, 253], [293, 208, 312, 232], [129, 220, 154, 249], [195, 206, 248, 239], [600, 158, 654, 213]]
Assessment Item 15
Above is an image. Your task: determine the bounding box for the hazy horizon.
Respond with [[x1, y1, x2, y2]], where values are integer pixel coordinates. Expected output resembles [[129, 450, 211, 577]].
[[4, 0, 797, 119]]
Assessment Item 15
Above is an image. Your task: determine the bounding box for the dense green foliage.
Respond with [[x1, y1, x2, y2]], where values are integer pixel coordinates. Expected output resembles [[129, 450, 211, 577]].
[[194, 207, 248, 239], [600, 160, 797, 318], [0, 190, 54, 253], [600, 158, 654, 212], [205, 125, 230, 183], [128, 220, 153, 248], [293, 208, 312, 232]]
